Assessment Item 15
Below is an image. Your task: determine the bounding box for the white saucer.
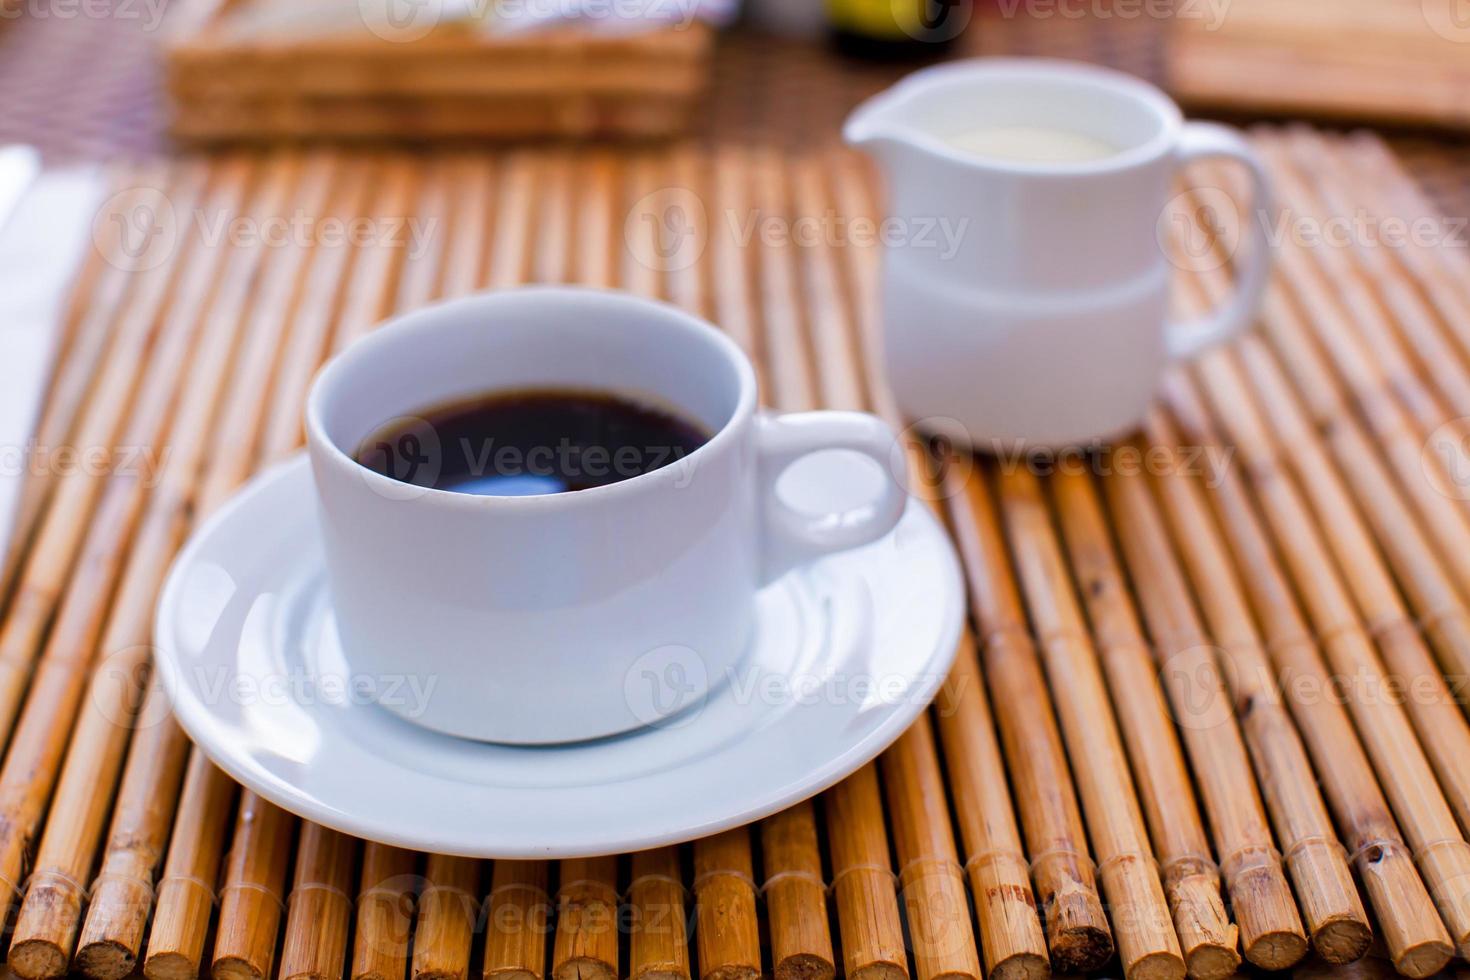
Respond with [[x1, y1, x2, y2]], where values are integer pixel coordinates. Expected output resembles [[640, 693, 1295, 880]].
[[156, 454, 964, 857]]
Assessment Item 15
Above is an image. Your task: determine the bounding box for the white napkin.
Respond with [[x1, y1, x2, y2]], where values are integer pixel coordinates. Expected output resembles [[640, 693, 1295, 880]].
[[0, 161, 107, 572]]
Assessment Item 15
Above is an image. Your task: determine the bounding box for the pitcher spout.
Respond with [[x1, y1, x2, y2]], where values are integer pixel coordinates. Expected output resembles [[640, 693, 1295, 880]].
[[842, 92, 916, 168]]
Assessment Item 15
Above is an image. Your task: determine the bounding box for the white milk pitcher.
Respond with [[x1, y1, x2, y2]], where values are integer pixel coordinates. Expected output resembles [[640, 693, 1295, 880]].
[[846, 58, 1272, 449]]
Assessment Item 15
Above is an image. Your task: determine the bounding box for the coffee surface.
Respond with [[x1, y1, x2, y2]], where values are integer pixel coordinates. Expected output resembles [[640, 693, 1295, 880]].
[[356, 387, 709, 496]]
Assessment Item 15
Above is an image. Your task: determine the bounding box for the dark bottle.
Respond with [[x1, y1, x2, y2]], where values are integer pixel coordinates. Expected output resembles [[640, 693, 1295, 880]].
[[828, 0, 972, 60]]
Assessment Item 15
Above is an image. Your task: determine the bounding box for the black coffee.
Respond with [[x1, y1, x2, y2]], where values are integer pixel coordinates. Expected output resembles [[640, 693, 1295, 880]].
[[355, 387, 709, 496]]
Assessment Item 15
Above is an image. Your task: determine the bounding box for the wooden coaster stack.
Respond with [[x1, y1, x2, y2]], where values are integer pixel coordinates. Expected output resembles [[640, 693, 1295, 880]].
[[1168, 0, 1470, 129], [166, 0, 713, 141]]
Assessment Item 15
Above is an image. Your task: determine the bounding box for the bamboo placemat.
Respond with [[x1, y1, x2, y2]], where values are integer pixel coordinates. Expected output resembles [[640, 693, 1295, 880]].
[[7, 127, 1470, 980]]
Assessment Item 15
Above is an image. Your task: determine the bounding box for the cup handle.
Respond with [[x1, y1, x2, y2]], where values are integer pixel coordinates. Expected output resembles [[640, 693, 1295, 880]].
[[756, 410, 908, 584], [1165, 121, 1274, 361]]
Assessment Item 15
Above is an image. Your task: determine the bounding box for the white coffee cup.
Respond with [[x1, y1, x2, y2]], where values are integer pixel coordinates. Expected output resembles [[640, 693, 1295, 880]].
[[846, 58, 1272, 449], [305, 287, 907, 744]]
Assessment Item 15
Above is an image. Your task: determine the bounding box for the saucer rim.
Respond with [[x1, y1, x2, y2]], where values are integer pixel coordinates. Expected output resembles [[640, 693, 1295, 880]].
[[156, 453, 964, 858]]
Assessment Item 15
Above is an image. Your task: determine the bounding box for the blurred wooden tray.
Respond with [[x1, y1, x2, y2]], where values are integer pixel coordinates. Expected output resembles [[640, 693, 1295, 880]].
[[166, 0, 712, 141], [1167, 0, 1470, 129]]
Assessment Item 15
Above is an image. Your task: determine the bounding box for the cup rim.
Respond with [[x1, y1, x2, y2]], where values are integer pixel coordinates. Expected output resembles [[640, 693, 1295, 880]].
[[846, 56, 1183, 178], [305, 285, 759, 511]]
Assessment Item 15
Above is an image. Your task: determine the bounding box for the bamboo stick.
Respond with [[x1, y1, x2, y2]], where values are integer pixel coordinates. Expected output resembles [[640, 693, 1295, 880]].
[[1104, 197, 1375, 960], [622, 151, 666, 300], [8, 150, 332, 980], [1102, 463, 1309, 969], [1187, 157, 1470, 692], [1223, 338, 1470, 832], [484, 860, 551, 980], [749, 147, 817, 413], [1147, 394, 1453, 978], [394, 157, 453, 312], [1165, 351, 1470, 959], [790, 157, 867, 413], [834, 155, 1047, 980], [761, 803, 837, 980], [1165, 172, 1470, 963], [1112, 442, 1371, 961], [993, 466, 1184, 980], [253, 155, 381, 461], [155, 157, 417, 980], [354, 845, 419, 980], [690, 831, 760, 980], [573, 151, 618, 291], [488, 150, 540, 290], [710, 149, 765, 397], [1276, 131, 1470, 421], [0, 159, 256, 967], [86, 159, 388, 980], [1247, 140, 1470, 689], [326, 156, 419, 353], [929, 633, 1050, 980], [552, 857, 619, 980], [438, 154, 495, 301], [1284, 137, 1470, 677], [212, 793, 297, 980], [142, 753, 238, 980], [943, 466, 1114, 973], [629, 848, 691, 980], [0, 160, 204, 662], [413, 855, 482, 980], [1296, 139, 1470, 590], [532, 151, 573, 289], [1339, 133, 1470, 362], [664, 146, 709, 320], [280, 824, 358, 980], [823, 767, 906, 980], [0, 165, 215, 876], [1237, 137, 1470, 483], [880, 722, 983, 980], [1185, 341, 1470, 953], [1291, 132, 1470, 438], [1046, 469, 1238, 980]]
